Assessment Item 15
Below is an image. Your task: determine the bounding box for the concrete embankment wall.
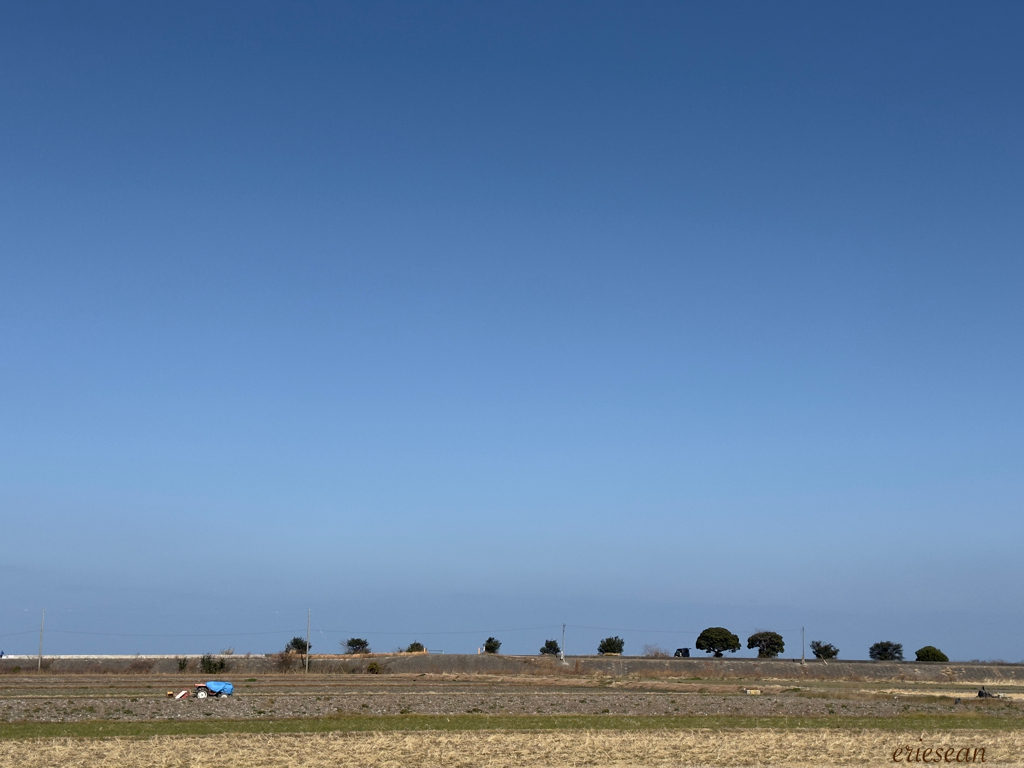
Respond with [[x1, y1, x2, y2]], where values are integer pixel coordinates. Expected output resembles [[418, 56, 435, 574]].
[[2, 654, 1022, 684]]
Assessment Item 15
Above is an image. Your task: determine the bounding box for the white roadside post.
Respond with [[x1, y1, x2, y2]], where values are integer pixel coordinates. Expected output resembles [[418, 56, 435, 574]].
[[37, 609, 45, 673]]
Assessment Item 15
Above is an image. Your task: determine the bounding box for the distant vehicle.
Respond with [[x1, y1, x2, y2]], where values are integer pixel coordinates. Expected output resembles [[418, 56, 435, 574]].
[[194, 681, 234, 699], [674, 648, 690, 658]]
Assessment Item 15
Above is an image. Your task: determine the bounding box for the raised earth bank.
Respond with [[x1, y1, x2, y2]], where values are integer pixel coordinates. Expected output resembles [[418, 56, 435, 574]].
[[2, 654, 1021, 683]]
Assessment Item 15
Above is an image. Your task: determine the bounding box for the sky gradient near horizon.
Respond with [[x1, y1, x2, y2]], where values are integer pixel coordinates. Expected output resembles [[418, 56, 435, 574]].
[[2, 1, 1023, 661]]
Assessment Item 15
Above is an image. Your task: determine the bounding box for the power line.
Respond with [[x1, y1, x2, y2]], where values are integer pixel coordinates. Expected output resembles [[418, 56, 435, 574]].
[[567, 624, 807, 635], [317, 625, 562, 636], [45, 629, 299, 638], [21, 626, 561, 640], [7, 623, 809, 642], [6, 625, 561, 640], [568, 624, 704, 634]]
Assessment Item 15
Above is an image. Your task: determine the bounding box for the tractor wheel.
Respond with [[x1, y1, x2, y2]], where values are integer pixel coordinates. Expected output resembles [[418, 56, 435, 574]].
[[217, 693, 228, 699], [195, 688, 208, 699]]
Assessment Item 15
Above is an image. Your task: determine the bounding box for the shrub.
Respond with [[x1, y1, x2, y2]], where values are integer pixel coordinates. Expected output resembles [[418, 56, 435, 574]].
[[597, 636, 625, 655], [272, 651, 296, 671], [540, 639, 561, 655], [220, 647, 235, 655], [405, 641, 425, 653], [642, 644, 671, 658], [483, 637, 501, 654], [746, 631, 785, 658], [810, 641, 839, 660], [200, 654, 226, 674], [869, 641, 904, 661], [345, 638, 371, 655], [126, 659, 155, 673], [366, 661, 381, 674], [695, 627, 741, 657], [175, 657, 190, 672], [285, 637, 310, 655], [916, 646, 949, 662]]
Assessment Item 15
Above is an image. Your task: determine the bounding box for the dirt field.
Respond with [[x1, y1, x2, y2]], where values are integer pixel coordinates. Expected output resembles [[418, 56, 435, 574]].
[[2, 728, 1022, 767], [3, 672, 1023, 766], [1, 673, 1021, 723]]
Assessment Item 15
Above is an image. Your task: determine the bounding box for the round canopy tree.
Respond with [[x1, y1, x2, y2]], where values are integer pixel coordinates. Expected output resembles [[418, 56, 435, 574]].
[[483, 637, 502, 654], [868, 641, 904, 661], [915, 646, 949, 662], [695, 627, 741, 657], [540, 639, 561, 655], [344, 638, 371, 655], [746, 631, 785, 658], [597, 636, 625, 655], [810, 640, 839, 660]]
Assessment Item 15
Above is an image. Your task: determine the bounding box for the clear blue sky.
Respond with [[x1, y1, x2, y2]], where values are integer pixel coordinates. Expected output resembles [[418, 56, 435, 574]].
[[2, 1, 1022, 661]]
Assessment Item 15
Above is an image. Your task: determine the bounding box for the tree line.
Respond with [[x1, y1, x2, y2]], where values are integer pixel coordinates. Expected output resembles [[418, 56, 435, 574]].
[[283, 631, 949, 661]]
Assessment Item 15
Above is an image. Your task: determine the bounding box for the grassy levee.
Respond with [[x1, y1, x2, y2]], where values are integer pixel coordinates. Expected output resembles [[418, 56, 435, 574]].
[[5, 654, 1023, 684], [4, 712, 1024, 740]]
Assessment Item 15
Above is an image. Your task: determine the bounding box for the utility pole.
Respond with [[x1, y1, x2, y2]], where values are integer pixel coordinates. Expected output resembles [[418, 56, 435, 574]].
[[305, 609, 311, 674], [561, 623, 567, 664], [801, 626, 805, 663], [37, 609, 45, 673]]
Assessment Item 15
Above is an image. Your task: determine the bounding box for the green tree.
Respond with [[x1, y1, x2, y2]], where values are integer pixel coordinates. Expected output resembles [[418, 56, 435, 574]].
[[345, 638, 371, 654], [285, 637, 310, 655], [746, 631, 785, 658], [483, 637, 502, 654], [404, 641, 425, 653], [809, 640, 839, 660], [540, 639, 561, 655], [915, 646, 949, 662], [597, 636, 625, 654], [869, 641, 904, 661], [695, 627, 741, 657]]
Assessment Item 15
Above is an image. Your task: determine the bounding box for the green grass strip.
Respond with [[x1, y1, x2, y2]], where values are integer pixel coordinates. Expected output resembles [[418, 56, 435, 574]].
[[3, 713, 1024, 740]]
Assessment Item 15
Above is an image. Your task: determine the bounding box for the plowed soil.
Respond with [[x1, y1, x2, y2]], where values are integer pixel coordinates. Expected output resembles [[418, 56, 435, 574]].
[[1, 673, 1019, 724]]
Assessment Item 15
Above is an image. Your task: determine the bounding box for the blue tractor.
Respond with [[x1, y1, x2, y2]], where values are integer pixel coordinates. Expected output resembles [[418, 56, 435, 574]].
[[194, 681, 234, 699]]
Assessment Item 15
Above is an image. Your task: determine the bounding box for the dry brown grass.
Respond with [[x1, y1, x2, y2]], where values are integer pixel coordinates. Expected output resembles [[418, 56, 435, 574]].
[[2, 728, 1023, 767], [643, 645, 673, 659]]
